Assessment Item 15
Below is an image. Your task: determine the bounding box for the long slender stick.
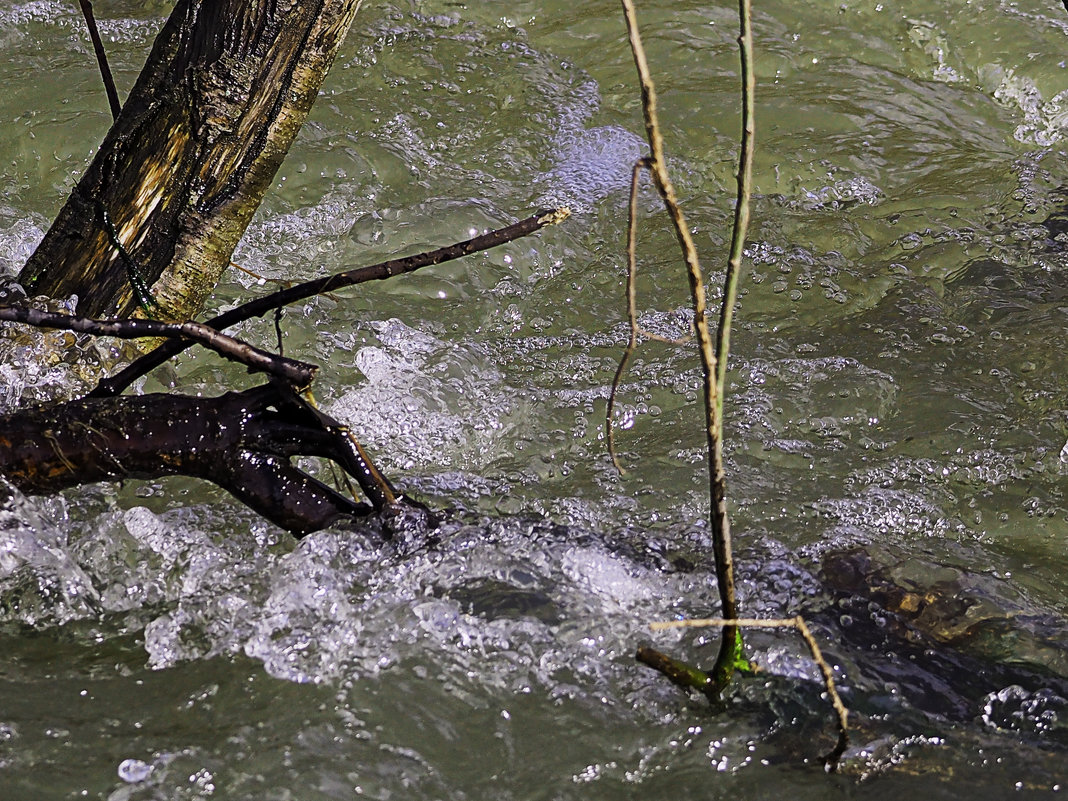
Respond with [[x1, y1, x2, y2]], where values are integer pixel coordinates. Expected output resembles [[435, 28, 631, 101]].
[[717, 0, 755, 404], [0, 305, 317, 387], [77, 0, 122, 120], [91, 207, 570, 398], [620, 0, 739, 689], [608, 156, 697, 474], [705, 0, 756, 687], [606, 160, 649, 474]]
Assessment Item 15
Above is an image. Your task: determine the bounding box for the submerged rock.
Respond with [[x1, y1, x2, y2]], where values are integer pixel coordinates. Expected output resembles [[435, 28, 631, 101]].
[[818, 546, 1068, 726]]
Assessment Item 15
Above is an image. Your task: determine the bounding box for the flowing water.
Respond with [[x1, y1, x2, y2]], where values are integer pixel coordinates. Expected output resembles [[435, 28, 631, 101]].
[[1, 0, 1068, 797]]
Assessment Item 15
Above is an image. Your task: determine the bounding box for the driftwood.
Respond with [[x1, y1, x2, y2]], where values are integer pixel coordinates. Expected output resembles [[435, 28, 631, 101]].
[[1, 211, 566, 533], [2, 2, 568, 536], [19, 0, 364, 321], [0, 382, 396, 535]]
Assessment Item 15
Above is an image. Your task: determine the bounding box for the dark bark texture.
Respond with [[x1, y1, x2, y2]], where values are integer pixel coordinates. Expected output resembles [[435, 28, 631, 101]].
[[0, 384, 377, 534], [19, 0, 363, 322]]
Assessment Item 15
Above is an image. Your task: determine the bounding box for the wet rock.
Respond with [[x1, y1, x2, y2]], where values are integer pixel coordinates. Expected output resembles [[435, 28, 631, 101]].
[[818, 547, 1068, 722]]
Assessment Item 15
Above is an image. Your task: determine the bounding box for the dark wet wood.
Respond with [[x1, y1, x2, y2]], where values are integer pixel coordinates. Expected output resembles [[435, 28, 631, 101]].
[[20, 0, 363, 322], [0, 383, 377, 535]]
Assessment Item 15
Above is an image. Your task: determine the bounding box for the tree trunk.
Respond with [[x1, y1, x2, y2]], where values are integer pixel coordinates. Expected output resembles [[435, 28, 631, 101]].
[[18, 0, 363, 322]]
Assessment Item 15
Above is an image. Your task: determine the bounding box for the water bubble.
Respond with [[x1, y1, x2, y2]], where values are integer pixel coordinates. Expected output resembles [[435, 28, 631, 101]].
[[117, 758, 153, 783], [981, 686, 1068, 737]]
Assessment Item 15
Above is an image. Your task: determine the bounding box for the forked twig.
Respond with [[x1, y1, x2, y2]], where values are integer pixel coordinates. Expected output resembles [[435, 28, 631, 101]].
[[289, 387, 400, 510], [92, 207, 570, 398], [644, 616, 849, 770], [618, 7, 846, 767], [619, 0, 740, 688]]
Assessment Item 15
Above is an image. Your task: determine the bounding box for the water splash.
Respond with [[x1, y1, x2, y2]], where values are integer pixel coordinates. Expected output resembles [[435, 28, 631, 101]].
[[0, 478, 100, 627], [538, 124, 647, 213], [328, 318, 531, 473], [982, 685, 1068, 742], [994, 72, 1068, 146]]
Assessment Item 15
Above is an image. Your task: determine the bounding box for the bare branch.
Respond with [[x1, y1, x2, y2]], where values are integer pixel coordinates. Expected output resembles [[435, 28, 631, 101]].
[[716, 0, 755, 405], [620, 0, 739, 689], [282, 388, 400, 509], [0, 305, 317, 388], [92, 207, 571, 398]]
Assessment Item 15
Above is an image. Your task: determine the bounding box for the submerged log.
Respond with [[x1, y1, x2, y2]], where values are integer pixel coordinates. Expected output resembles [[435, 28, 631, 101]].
[[0, 382, 391, 535], [19, 0, 363, 321]]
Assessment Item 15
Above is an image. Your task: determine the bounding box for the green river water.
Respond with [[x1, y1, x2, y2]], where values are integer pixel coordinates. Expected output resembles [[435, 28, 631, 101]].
[[1, 0, 1067, 797]]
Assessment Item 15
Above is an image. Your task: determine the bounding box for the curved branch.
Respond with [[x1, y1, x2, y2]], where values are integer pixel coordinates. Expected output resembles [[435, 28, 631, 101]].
[[606, 160, 648, 475], [0, 382, 436, 535]]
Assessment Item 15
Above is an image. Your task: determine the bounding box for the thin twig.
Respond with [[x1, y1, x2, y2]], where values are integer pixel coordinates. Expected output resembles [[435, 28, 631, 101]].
[[229, 260, 269, 284], [607, 158, 694, 473], [621, 15, 846, 760], [607, 160, 649, 475], [648, 616, 850, 771], [274, 306, 285, 355], [92, 207, 571, 398], [620, 0, 739, 689], [636, 327, 692, 346], [0, 305, 317, 388], [716, 0, 755, 405], [77, 0, 122, 120]]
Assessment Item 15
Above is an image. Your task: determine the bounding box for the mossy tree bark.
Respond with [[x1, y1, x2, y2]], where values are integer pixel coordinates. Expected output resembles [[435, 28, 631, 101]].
[[19, 0, 364, 321]]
